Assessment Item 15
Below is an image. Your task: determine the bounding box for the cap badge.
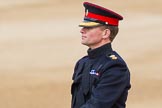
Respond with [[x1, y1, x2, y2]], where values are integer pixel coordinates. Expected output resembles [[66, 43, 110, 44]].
[[85, 9, 88, 16]]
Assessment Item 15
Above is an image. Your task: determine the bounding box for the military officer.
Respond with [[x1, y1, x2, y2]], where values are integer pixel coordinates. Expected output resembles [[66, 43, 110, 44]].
[[71, 2, 131, 108]]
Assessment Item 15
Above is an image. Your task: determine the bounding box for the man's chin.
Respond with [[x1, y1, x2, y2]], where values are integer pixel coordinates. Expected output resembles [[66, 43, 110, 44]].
[[81, 42, 88, 46]]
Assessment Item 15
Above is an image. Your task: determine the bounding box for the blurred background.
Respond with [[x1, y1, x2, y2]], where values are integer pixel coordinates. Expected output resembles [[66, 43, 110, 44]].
[[0, 0, 162, 108]]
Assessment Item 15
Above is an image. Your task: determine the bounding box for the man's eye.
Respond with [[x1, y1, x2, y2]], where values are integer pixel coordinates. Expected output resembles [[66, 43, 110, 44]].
[[84, 27, 94, 30]]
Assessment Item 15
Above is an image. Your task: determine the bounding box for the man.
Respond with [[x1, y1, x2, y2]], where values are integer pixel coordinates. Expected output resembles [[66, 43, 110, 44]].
[[71, 2, 131, 108]]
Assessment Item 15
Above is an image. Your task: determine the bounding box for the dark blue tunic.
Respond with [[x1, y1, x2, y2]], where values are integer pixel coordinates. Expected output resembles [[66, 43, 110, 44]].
[[71, 43, 131, 108]]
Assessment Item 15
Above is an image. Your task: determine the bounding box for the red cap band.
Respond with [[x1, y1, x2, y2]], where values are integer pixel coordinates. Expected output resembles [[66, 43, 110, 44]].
[[86, 12, 119, 26]]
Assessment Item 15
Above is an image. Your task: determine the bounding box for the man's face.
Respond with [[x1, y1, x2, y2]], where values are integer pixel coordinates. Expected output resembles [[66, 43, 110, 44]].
[[80, 26, 104, 48]]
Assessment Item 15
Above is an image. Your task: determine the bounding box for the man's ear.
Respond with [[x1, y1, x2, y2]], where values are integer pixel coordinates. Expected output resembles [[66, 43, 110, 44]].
[[102, 29, 110, 39]]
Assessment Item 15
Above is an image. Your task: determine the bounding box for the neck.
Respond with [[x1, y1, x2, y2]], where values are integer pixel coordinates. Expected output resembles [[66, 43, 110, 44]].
[[89, 41, 111, 50], [87, 43, 112, 59]]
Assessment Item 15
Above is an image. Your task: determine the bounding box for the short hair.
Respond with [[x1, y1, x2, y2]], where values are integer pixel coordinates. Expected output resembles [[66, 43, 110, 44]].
[[100, 25, 119, 42]]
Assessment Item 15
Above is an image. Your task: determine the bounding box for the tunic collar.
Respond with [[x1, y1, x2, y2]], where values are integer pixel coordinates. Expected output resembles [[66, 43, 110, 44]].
[[87, 43, 113, 59]]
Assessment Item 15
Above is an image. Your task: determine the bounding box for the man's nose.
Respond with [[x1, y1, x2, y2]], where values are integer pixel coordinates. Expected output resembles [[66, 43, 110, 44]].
[[80, 28, 85, 34]]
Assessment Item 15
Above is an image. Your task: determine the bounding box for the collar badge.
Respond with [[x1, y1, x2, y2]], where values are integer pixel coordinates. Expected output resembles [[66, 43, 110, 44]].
[[109, 55, 117, 60]]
